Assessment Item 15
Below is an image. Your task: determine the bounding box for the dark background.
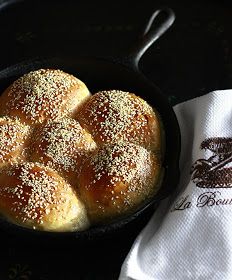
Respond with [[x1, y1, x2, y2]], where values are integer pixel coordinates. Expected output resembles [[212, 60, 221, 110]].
[[0, 0, 232, 279]]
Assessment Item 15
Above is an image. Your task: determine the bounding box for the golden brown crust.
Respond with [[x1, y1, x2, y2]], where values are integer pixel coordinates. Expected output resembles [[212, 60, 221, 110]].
[[0, 69, 90, 125], [0, 116, 30, 167], [78, 142, 161, 224], [0, 162, 90, 231], [29, 117, 97, 185], [76, 90, 161, 151]]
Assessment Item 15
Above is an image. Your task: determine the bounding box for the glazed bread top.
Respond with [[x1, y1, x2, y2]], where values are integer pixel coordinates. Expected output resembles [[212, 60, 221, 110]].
[[0, 69, 90, 125], [0, 116, 30, 167], [0, 162, 89, 231], [78, 142, 161, 224], [29, 117, 97, 185], [77, 90, 161, 151]]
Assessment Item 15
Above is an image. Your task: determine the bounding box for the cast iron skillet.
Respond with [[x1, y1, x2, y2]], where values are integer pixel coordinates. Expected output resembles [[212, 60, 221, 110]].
[[0, 8, 180, 242]]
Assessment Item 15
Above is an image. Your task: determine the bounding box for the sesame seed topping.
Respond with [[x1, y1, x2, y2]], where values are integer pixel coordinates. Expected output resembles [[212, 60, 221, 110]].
[[0, 116, 30, 164], [78, 90, 156, 148], [90, 142, 153, 190], [6, 69, 84, 124], [32, 118, 97, 173], [0, 162, 68, 224]]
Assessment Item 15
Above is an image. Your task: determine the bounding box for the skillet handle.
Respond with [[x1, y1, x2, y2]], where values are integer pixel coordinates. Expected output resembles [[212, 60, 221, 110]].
[[122, 8, 175, 71]]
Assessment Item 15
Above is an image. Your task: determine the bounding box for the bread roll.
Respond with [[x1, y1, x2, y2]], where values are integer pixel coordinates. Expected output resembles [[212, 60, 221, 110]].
[[0, 69, 90, 125], [78, 142, 161, 224], [0, 162, 89, 231], [77, 90, 161, 151], [0, 69, 164, 232], [30, 117, 97, 185], [0, 116, 30, 167]]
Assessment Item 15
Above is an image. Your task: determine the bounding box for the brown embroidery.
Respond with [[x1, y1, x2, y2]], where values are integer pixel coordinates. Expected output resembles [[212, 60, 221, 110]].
[[191, 137, 232, 188]]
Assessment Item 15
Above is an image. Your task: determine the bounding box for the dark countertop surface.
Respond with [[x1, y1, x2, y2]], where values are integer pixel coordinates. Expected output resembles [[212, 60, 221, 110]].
[[0, 0, 232, 279]]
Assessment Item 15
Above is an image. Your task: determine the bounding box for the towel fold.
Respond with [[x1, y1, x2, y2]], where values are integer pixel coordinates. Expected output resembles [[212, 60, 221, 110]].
[[119, 90, 232, 280]]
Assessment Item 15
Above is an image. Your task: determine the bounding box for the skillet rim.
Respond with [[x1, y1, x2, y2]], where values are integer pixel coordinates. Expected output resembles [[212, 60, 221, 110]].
[[0, 55, 181, 240]]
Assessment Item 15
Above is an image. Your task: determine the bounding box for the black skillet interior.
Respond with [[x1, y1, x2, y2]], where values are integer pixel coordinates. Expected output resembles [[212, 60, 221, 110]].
[[0, 8, 180, 242]]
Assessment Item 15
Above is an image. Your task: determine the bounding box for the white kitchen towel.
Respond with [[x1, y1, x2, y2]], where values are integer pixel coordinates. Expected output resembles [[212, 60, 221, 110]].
[[119, 90, 232, 280]]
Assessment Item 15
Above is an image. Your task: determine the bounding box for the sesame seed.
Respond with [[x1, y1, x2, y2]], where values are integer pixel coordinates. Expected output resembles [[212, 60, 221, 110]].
[[0, 162, 69, 224], [6, 69, 87, 124], [32, 118, 97, 174], [81, 142, 159, 213], [78, 90, 158, 149], [0, 116, 30, 164]]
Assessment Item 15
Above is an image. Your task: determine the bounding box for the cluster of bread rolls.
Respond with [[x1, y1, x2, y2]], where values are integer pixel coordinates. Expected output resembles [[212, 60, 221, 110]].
[[0, 69, 162, 232]]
